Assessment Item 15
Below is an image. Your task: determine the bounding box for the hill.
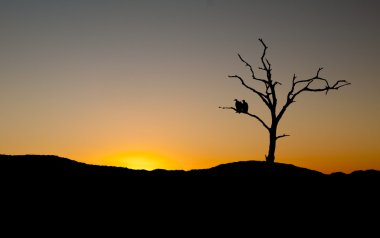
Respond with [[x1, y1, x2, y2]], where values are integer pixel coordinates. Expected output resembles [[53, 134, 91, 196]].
[[1, 154, 379, 184], [0, 154, 326, 178], [1, 154, 379, 224]]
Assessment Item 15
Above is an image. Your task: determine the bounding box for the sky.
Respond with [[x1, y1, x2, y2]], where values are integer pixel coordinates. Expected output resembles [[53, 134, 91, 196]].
[[1, 0, 379, 174]]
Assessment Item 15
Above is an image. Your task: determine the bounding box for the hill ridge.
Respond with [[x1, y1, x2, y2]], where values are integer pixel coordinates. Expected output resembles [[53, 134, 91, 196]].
[[1, 154, 378, 177]]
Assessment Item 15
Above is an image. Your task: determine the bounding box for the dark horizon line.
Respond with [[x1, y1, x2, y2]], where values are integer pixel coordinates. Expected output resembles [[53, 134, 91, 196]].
[[1, 153, 379, 176]]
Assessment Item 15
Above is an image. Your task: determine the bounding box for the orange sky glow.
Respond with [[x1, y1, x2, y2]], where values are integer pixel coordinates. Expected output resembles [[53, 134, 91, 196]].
[[1, 1, 379, 174]]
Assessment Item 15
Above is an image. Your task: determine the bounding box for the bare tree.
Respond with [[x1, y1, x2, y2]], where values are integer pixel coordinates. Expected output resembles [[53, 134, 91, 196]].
[[220, 39, 350, 163]]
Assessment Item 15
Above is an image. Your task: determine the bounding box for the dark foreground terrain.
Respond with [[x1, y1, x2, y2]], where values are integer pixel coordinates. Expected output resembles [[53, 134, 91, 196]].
[[1, 154, 378, 232], [1, 154, 379, 193], [2, 154, 378, 179]]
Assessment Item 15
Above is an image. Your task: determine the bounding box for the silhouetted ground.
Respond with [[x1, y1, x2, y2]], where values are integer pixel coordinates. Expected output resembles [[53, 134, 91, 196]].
[[1, 154, 379, 181], [1, 154, 379, 192], [1, 154, 378, 232]]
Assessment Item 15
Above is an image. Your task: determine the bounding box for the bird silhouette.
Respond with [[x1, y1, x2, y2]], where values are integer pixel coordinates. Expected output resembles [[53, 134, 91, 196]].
[[234, 99, 243, 113], [242, 100, 248, 113]]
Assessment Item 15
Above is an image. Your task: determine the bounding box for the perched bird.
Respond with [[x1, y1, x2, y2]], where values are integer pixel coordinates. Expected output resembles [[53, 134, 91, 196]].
[[234, 99, 243, 113], [242, 100, 249, 113]]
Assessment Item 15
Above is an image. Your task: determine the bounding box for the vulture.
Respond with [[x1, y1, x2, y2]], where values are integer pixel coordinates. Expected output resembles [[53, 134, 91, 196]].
[[234, 99, 243, 113], [242, 100, 248, 113]]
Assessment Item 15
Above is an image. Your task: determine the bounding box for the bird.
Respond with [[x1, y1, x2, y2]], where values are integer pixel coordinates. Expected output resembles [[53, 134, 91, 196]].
[[234, 99, 243, 113], [242, 100, 249, 113]]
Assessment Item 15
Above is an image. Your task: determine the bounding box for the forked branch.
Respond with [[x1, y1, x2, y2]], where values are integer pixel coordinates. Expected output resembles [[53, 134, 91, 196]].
[[290, 68, 350, 100], [258, 38, 270, 72], [278, 68, 351, 121], [228, 75, 270, 107], [231, 39, 281, 108], [237, 53, 267, 85]]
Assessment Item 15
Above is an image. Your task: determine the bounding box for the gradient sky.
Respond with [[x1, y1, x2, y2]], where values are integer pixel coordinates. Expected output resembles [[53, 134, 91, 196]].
[[1, 0, 379, 173]]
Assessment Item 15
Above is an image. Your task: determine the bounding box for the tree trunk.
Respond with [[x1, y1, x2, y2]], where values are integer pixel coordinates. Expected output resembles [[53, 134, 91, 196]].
[[266, 127, 277, 163]]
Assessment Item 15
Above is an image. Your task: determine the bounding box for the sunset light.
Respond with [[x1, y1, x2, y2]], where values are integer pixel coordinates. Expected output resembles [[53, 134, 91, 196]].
[[104, 151, 180, 171], [0, 0, 379, 174]]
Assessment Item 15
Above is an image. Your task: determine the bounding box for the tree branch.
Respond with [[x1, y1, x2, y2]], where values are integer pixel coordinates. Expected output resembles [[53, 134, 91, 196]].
[[278, 68, 350, 122], [245, 111, 270, 131], [291, 68, 350, 99], [330, 80, 351, 90], [276, 134, 290, 140], [228, 75, 271, 107], [258, 38, 277, 108], [219, 106, 270, 131], [236, 52, 273, 107], [237, 53, 267, 85], [258, 38, 269, 71]]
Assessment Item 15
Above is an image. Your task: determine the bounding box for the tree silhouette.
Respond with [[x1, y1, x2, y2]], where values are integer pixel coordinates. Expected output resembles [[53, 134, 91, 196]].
[[220, 39, 350, 163]]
